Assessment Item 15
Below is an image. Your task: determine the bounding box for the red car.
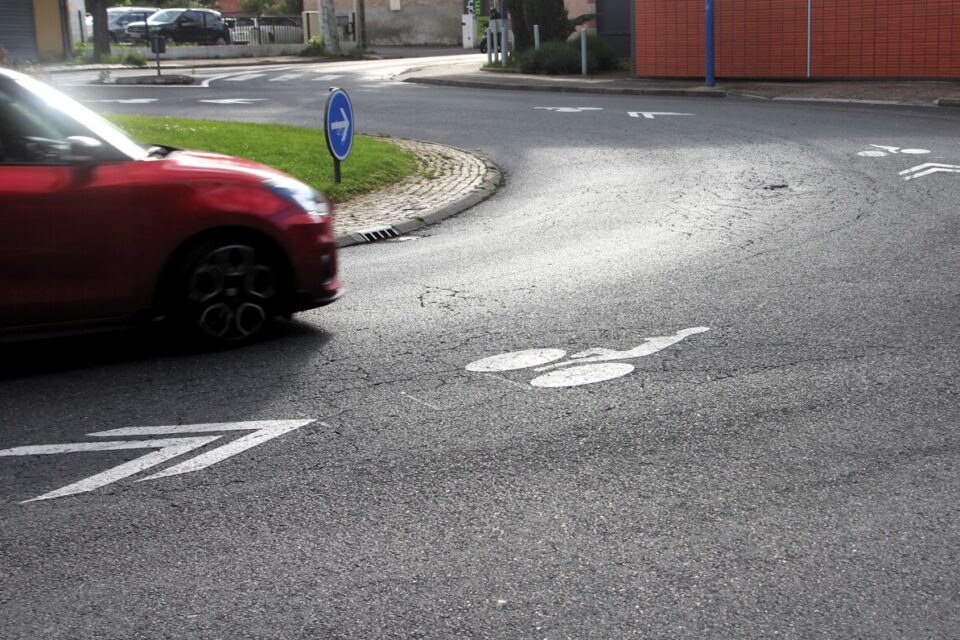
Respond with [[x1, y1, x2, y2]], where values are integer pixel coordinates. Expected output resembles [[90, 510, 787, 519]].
[[0, 68, 339, 345]]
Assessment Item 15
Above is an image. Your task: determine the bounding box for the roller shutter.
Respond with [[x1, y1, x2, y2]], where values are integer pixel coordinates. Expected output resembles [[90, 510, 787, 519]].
[[0, 0, 39, 62]]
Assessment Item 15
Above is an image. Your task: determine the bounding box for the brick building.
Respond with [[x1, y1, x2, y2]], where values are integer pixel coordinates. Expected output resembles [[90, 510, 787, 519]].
[[634, 0, 960, 80]]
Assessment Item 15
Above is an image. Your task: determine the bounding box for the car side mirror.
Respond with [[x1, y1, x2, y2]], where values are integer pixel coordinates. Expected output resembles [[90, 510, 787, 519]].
[[66, 136, 107, 165]]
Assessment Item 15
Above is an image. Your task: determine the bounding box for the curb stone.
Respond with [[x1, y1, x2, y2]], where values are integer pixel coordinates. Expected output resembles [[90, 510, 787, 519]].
[[405, 76, 728, 98], [407, 76, 959, 108], [334, 140, 502, 248]]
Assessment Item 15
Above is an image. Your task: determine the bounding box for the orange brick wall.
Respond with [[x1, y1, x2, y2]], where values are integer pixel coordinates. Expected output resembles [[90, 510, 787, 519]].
[[634, 0, 960, 79]]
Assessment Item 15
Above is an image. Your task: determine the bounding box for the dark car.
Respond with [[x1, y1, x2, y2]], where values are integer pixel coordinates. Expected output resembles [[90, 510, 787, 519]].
[[0, 68, 340, 345], [107, 7, 158, 43], [126, 8, 230, 45]]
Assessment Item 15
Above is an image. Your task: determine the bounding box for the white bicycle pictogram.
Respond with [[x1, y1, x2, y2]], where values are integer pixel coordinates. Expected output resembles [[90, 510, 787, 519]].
[[466, 326, 710, 388], [857, 144, 930, 158]]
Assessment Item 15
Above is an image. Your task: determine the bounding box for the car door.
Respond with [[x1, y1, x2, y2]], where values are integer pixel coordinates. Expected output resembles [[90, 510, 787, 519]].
[[0, 81, 141, 329], [177, 10, 203, 43]]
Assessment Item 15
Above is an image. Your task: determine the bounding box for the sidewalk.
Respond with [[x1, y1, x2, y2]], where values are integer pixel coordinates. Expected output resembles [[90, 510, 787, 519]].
[[403, 67, 960, 107]]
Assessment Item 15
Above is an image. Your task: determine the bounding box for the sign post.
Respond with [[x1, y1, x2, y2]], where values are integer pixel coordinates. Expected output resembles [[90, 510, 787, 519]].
[[323, 88, 354, 183]]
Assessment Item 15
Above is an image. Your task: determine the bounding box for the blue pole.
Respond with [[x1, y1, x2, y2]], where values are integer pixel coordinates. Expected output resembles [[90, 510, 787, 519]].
[[705, 0, 715, 87]]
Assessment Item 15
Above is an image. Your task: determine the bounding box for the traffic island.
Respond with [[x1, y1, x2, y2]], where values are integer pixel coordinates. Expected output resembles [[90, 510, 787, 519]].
[[110, 75, 196, 85], [336, 138, 502, 247]]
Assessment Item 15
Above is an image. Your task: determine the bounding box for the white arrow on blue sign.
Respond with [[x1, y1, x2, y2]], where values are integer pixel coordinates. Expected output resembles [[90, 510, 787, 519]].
[[324, 88, 354, 162]]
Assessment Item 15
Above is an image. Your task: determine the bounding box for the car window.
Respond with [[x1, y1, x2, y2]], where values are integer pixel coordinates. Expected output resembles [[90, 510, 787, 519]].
[[0, 76, 147, 165], [0, 85, 69, 165], [148, 9, 183, 24]]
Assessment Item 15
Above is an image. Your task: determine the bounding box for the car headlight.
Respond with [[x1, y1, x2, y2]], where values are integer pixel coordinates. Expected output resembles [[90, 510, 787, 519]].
[[264, 176, 329, 219]]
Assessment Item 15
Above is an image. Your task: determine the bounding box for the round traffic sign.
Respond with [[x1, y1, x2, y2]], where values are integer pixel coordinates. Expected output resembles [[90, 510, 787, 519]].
[[324, 88, 354, 162]]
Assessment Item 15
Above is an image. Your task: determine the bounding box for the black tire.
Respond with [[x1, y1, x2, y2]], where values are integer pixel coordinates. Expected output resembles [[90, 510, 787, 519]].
[[479, 39, 487, 53], [172, 236, 288, 346]]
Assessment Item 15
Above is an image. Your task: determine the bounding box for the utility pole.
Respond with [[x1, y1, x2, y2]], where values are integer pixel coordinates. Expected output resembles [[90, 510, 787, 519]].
[[354, 0, 367, 49], [320, 0, 340, 54]]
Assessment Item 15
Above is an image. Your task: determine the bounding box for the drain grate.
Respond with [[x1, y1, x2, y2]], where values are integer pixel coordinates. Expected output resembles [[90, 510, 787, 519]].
[[356, 226, 401, 243]]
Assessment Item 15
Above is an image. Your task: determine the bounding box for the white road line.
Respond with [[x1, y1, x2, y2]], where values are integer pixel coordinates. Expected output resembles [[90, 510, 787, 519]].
[[224, 73, 267, 81], [399, 392, 442, 411], [312, 74, 344, 81], [270, 73, 304, 82]]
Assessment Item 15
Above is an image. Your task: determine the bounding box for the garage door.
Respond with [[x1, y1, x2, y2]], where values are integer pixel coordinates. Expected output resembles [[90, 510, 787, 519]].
[[0, 0, 39, 62]]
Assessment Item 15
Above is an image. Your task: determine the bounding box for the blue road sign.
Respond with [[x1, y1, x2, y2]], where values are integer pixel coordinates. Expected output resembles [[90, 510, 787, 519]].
[[324, 88, 354, 162]]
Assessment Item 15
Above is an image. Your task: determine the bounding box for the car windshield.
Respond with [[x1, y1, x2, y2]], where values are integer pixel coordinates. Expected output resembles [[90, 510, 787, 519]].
[[11, 74, 148, 160], [148, 9, 183, 23]]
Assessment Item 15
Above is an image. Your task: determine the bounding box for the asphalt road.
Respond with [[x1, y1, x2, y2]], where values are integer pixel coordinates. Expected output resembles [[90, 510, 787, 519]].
[[2, 57, 960, 639]]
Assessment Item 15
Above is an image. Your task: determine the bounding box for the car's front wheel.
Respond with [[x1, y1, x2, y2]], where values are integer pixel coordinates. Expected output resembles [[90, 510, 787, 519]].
[[173, 236, 287, 346]]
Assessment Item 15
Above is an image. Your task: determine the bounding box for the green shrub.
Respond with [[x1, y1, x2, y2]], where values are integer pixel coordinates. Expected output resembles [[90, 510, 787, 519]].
[[584, 35, 619, 73], [517, 35, 620, 75], [518, 41, 579, 74], [123, 52, 147, 67], [299, 37, 327, 57]]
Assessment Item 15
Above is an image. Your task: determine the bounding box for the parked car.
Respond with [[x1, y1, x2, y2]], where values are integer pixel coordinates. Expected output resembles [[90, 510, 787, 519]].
[[0, 68, 340, 345], [126, 8, 231, 46], [227, 16, 303, 45], [85, 7, 158, 43], [107, 7, 158, 43]]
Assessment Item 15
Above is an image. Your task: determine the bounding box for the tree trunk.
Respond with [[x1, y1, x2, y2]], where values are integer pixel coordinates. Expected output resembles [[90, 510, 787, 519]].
[[503, 0, 529, 52], [88, 0, 111, 62]]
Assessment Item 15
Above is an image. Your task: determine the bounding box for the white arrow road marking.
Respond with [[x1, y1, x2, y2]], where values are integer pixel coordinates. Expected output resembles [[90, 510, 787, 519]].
[[199, 98, 267, 105], [312, 74, 344, 81], [92, 420, 315, 480], [0, 437, 219, 502], [85, 98, 158, 104], [628, 111, 695, 119], [1, 420, 316, 502], [899, 163, 960, 180], [331, 107, 350, 143], [534, 107, 603, 113], [270, 73, 304, 81]]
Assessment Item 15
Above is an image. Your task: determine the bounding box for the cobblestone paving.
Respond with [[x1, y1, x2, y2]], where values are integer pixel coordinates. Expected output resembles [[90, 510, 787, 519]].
[[334, 138, 491, 237]]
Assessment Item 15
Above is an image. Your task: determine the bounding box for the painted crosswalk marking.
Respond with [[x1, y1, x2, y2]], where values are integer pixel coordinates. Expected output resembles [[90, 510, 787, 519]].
[[270, 73, 305, 82], [1, 420, 317, 503], [312, 74, 344, 81]]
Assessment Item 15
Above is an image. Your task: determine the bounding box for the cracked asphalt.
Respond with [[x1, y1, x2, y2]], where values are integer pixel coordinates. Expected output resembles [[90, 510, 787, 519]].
[[2, 62, 960, 638]]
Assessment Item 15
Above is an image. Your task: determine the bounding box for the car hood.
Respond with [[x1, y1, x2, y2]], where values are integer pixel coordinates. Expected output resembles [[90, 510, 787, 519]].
[[159, 149, 294, 183]]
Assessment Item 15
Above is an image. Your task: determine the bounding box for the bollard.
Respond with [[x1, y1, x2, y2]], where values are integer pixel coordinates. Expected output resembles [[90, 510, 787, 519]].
[[581, 28, 587, 76], [502, 22, 508, 67], [487, 28, 493, 64], [534, 24, 540, 50], [705, 0, 715, 86]]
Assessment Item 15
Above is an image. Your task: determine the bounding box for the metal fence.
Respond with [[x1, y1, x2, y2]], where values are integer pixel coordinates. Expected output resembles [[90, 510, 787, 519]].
[[222, 14, 305, 45]]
